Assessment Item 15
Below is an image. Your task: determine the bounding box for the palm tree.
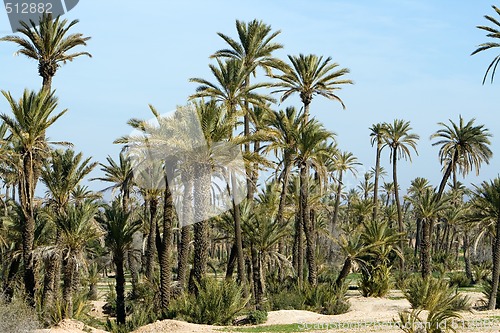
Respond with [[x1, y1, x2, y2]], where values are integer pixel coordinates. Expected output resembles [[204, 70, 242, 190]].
[[369, 123, 387, 221], [272, 53, 352, 122], [262, 106, 302, 245], [406, 177, 432, 257], [212, 19, 283, 198], [53, 201, 100, 318], [295, 119, 334, 286], [471, 5, 500, 83], [408, 188, 449, 278], [383, 119, 419, 268], [190, 59, 273, 287], [469, 178, 500, 309], [430, 116, 492, 200], [92, 153, 134, 211], [97, 201, 141, 325], [0, 14, 91, 91], [331, 151, 360, 228], [0, 89, 67, 303], [40, 148, 96, 307]]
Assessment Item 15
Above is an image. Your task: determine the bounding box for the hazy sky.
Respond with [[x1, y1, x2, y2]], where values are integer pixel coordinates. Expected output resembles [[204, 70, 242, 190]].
[[0, 0, 499, 194]]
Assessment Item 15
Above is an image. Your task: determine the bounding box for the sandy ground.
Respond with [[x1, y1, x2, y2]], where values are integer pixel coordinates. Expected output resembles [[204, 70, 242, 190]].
[[35, 290, 500, 333]]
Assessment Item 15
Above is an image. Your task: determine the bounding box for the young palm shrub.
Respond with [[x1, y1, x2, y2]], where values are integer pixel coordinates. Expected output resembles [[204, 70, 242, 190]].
[[96, 200, 141, 325], [168, 277, 249, 325], [397, 307, 461, 333], [403, 276, 471, 311]]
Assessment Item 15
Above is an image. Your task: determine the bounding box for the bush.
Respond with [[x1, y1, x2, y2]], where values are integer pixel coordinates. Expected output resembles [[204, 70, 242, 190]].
[[448, 272, 472, 288], [403, 276, 470, 311], [473, 261, 491, 283], [168, 278, 249, 325], [302, 283, 350, 315], [269, 288, 305, 310], [397, 307, 460, 333], [482, 278, 500, 309], [246, 310, 268, 325], [0, 297, 40, 333], [359, 264, 391, 297]]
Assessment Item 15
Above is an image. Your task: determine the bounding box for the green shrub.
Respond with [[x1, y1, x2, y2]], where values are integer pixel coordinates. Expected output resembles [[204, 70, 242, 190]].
[[473, 261, 491, 283], [448, 271, 472, 287], [246, 310, 268, 325], [0, 297, 40, 333], [269, 288, 305, 310], [403, 276, 470, 311], [397, 307, 461, 333], [302, 283, 350, 315], [168, 278, 249, 325], [359, 264, 391, 297], [482, 278, 500, 309]]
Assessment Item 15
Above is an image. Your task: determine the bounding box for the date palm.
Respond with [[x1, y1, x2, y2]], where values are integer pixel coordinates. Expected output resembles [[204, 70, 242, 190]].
[[383, 119, 419, 269], [471, 5, 500, 83], [97, 200, 141, 324], [40, 148, 96, 307], [0, 14, 91, 91], [212, 19, 283, 198], [272, 54, 352, 122], [430, 116, 492, 200], [190, 59, 273, 287], [0, 89, 67, 303], [295, 119, 334, 286], [53, 200, 100, 318], [92, 153, 134, 211], [262, 106, 303, 242], [331, 151, 360, 228], [469, 178, 500, 309], [408, 188, 449, 278], [369, 123, 387, 221]]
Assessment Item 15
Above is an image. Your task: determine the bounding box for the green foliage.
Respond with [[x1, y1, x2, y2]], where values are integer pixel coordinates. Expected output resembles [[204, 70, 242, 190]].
[[301, 283, 350, 315], [168, 278, 249, 325], [43, 290, 92, 326], [482, 278, 500, 309], [397, 308, 460, 333], [403, 276, 471, 311], [245, 310, 268, 325], [448, 272, 472, 288], [472, 261, 491, 283], [0, 297, 40, 332], [359, 264, 391, 297]]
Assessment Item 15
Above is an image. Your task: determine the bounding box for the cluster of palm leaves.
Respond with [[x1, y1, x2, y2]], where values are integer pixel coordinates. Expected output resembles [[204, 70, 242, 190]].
[[0, 7, 499, 331]]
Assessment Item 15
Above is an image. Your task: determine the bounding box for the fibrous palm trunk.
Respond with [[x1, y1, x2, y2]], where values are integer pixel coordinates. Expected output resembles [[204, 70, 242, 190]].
[[420, 218, 431, 278], [372, 144, 382, 221], [178, 172, 193, 290], [158, 183, 174, 311], [144, 197, 158, 280], [114, 253, 126, 324], [332, 170, 343, 228], [488, 216, 500, 310], [392, 150, 405, 271], [300, 162, 317, 286]]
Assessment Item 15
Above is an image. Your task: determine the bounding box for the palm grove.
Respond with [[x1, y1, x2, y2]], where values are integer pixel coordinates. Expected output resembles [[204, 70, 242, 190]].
[[0, 9, 500, 331]]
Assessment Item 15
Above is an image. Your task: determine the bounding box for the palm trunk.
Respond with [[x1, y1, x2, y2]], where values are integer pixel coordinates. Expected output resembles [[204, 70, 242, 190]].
[[392, 150, 405, 271], [42, 252, 58, 309], [300, 162, 317, 286], [372, 144, 382, 221], [463, 232, 473, 282], [20, 153, 37, 305], [177, 172, 193, 290], [414, 218, 422, 258], [436, 153, 456, 201], [335, 257, 352, 288], [128, 232, 142, 298], [159, 183, 174, 311], [63, 257, 76, 318], [145, 197, 158, 280], [488, 215, 500, 310], [420, 218, 431, 278], [251, 245, 264, 309], [114, 252, 126, 325], [231, 171, 246, 287], [332, 171, 343, 228]]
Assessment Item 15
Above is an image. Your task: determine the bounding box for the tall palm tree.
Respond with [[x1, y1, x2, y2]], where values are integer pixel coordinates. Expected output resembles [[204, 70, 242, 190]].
[[383, 119, 419, 269], [272, 53, 352, 122], [53, 200, 100, 318], [40, 148, 96, 307], [0, 89, 67, 303], [469, 178, 500, 310], [0, 14, 91, 91], [369, 123, 387, 221], [383, 122, 419, 228], [295, 119, 334, 286], [471, 5, 500, 83], [331, 151, 360, 228], [190, 59, 273, 287], [406, 177, 432, 256], [97, 201, 141, 325], [211, 19, 283, 198], [430, 116, 492, 200], [262, 106, 302, 244], [92, 153, 134, 211], [408, 188, 449, 278]]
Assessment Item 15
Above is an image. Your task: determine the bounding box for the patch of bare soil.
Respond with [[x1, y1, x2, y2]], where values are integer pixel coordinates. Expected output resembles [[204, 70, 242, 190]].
[[34, 319, 108, 333]]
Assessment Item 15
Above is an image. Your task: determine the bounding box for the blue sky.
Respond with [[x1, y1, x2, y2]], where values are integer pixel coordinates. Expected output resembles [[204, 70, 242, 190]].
[[0, 0, 499, 194]]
